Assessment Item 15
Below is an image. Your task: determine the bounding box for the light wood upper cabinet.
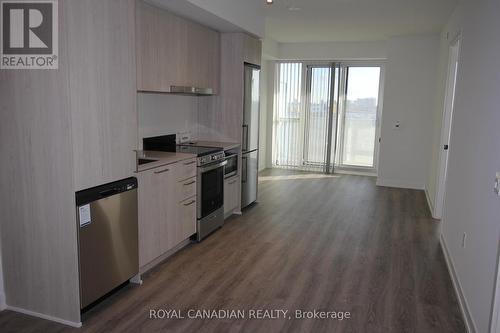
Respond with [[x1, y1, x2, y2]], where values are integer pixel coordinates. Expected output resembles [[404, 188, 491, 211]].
[[68, 0, 137, 191], [243, 34, 262, 66], [136, 1, 188, 92], [136, 1, 220, 94]]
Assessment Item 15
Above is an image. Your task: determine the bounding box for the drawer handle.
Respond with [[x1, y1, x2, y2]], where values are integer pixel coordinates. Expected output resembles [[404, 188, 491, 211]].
[[184, 161, 196, 165], [154, 168, 169, 174], [184, 180, 196, 186], [183, 200, 196, 206]]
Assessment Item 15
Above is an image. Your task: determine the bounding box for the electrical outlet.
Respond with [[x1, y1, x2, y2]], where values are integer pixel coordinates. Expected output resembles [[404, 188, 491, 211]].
[[462, 232, 467, 248]]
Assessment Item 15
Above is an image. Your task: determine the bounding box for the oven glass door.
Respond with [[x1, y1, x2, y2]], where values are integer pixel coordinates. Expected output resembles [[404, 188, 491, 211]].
[[201, 166, 224, 218]]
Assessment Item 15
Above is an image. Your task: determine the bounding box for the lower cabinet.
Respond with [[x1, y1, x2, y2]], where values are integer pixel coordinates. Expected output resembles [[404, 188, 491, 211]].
[[224, 175, 240, 217], [138, 159, 197, 268], [179, 197, 197, 241]]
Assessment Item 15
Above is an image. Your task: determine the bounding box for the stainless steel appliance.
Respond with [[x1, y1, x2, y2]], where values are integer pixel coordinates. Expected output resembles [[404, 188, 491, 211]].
[[195, 151, 226, 241], [76, 177, 138, 309], [241, 63, 260, 208], [143, 135, 226, 241], [224, 151, 238, 178]]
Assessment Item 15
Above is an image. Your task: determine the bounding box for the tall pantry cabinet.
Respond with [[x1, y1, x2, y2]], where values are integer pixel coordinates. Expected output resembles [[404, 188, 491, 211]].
[[0, 0, 137, 325]]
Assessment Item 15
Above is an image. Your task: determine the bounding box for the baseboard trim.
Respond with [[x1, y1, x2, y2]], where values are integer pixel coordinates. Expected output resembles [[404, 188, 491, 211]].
[[424, 188, 438, 219], [440, 234, 477, 333], [376, 178, 425, 190], [5, 305, 82, 328], [334, 169, 377, 177]]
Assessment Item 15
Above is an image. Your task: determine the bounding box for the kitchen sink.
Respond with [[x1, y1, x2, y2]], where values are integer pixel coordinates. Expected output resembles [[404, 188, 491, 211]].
[[138, 158, 158, 165]]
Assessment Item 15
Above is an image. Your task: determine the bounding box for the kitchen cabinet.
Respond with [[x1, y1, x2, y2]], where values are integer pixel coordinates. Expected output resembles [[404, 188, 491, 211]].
[[68, 0, 137, 191], [136, 1, 220, 94], [179, 197, 197, 241], [138, 159, 197, 268], [0, 0, 138, 324], [243, 34, 262, 66], [224, 175, 240, 217], [138, 164, 177, 266]]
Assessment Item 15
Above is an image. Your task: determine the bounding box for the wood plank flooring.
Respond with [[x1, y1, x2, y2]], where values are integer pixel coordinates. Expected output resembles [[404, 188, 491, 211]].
[[0, 170, 466, 333]]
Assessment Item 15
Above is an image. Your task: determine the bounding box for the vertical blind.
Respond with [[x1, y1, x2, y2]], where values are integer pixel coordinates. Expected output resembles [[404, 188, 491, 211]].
[[272, 62, 382, 172], [272, 62, 307, 169], [272, 63, 333, 171]]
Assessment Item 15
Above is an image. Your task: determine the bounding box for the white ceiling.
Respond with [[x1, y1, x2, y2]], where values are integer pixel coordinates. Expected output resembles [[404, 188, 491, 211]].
[[263, 0, 458, 43]]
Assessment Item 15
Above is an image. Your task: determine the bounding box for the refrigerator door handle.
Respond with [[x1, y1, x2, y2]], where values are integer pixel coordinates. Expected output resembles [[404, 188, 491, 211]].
[[242, 155, 247, 183], [242, 125, 249, 151]]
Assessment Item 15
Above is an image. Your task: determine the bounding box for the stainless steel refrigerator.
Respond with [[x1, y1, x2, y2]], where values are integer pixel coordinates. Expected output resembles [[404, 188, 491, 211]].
[[241, 64, 260, 208]]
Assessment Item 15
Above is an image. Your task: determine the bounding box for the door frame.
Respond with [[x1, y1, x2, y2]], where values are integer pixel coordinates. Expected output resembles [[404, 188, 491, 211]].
[[334, 61, 386, 174], [272, 60, 385, 174], [434, 36, 461, 219]]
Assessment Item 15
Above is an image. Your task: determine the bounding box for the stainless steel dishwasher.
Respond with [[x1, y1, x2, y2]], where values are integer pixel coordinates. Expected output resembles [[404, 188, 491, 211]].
[[76, 177, 138, 309]]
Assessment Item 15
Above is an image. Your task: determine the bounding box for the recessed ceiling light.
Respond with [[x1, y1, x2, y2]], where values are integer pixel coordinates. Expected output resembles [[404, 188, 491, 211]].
[[266, 0, 273, 4]]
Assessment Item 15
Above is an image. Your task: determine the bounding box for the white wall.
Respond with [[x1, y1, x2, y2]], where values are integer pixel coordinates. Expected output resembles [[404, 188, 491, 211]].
[[439, 0, 500, 332], [426, 5, 464, 213], [137, 93, 199, 149], [258, 59, 277, 171], [259, 60, 269, 171], [278, 41, 387, 60], [185, 0, 265, 37], [148, 0, 265, 38], [377, 35, 440, 189], [0, 237, 4, 310]]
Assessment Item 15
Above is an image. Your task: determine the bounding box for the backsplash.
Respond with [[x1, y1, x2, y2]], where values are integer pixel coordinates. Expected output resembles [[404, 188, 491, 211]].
[[137, 93, 200, 149]]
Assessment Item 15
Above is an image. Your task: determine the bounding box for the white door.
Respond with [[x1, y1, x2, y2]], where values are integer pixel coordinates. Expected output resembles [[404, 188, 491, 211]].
[[434, 38, 460, 219]]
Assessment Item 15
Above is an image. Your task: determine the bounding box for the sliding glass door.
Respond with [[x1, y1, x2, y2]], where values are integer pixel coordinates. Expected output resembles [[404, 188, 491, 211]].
[[336, 66, 381, 169], [272, 61, 383, 173]]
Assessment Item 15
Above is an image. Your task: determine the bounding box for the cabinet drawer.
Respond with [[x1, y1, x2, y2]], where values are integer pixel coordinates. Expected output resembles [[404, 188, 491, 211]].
[[179, 197, 197, 240], [178, 158, 196, 181], [177, 176, 196, 202]]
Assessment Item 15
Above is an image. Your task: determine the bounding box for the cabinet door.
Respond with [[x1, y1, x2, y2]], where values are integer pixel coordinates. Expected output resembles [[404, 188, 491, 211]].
[[68, 0, 137, 191], [224, 176, 240, 216], [161, 163, 178, 254], [179, 197, 197, 241], [243, 34, 262, 66], [138, 167, 166, 266], [136, 1, 188, 92], [187, 21, 220, 93]]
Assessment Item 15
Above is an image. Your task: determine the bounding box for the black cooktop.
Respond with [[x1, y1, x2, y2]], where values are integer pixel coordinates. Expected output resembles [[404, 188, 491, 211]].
[[176, 145, 222, 157], [143, 135, 222, 157]]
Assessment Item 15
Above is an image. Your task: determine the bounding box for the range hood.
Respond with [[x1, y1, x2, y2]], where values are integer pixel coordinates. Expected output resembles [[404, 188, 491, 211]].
[[169, 85, 213, 95]]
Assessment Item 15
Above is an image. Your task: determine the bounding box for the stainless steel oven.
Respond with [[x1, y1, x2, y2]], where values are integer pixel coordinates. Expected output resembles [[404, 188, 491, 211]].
[[224, 153, 238, 178], [196, 158, 227, 241]]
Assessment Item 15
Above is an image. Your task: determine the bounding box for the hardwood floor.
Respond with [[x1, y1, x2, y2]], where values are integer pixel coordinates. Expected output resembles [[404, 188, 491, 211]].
[[0, 169, 466, 333]]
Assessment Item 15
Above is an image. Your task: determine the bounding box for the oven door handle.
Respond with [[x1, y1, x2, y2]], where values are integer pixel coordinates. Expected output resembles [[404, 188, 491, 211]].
[[224, 153, 238, 160], [199, 160, 227, 173]]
